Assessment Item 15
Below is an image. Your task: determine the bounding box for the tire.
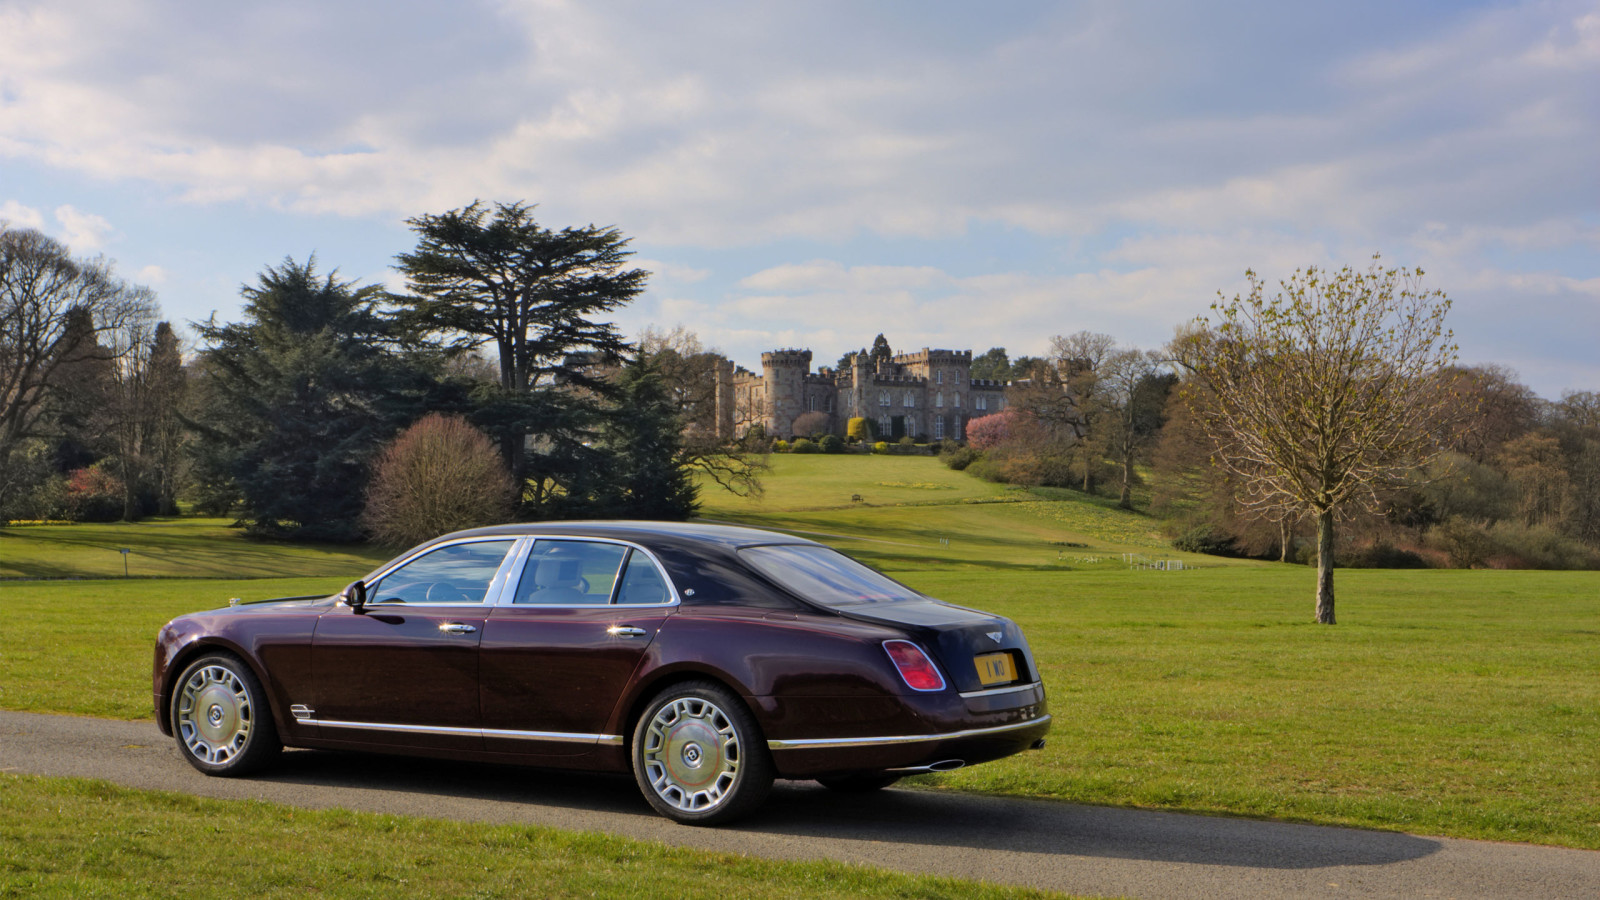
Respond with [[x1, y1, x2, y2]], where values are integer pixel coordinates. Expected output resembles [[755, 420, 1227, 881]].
[[170, 652, 281, 776], [816, 773, 902, 793], [631, 680, 773, 825]]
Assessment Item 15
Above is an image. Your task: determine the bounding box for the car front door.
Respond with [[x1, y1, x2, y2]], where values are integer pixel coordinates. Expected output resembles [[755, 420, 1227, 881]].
[[310, 538, 518, 752], [480, 539, 675, 757]]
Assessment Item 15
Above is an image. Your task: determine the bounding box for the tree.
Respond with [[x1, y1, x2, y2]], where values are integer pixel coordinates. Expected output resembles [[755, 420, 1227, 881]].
[[868, 334, 893, 369], [1175, 257, 1458, 624], [393, 201, 645, 489], [191, 257, 442, 540], [970, 347, 1010, 382], [0, 227, 156, 514], [1099, 349, 1174, 509], [596, 355, 697, 519], [636, 326, 766, 499], [791, 410, 830, 438], [144, 323, 188, 515], [364, 413, 513, 549]]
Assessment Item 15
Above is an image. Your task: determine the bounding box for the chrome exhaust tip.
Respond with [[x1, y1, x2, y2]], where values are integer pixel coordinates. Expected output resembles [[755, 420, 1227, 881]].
[[1030, 738, 1047, 750], [887, 759, 966, 774]]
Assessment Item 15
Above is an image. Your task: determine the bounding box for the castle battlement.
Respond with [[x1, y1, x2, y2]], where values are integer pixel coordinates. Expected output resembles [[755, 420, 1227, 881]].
[[721, 337, 1012, 442], [761, 349, 813, 367]]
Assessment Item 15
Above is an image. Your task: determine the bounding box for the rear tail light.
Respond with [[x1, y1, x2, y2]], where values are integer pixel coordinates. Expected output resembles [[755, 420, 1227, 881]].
[[883, 640, 947, 692]]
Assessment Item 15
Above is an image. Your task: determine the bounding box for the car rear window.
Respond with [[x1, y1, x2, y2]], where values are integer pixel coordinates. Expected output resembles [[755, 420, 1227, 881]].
[[738, 544, 923, 607]]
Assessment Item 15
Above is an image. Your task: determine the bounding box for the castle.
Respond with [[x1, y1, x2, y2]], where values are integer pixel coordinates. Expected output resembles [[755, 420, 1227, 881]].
[[712, 344, 1009, 441]]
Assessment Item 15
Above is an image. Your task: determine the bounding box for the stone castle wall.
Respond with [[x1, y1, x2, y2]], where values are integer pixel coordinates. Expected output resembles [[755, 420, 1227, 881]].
[[722, 343, 1009, 441]]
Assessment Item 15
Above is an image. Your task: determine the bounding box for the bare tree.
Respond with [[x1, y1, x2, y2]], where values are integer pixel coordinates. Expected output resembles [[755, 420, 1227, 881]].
[[0, 227, 157, 513], [637, 326, 767, 498], [1174, 257, 1458, 624], [1100, 348, 1174, 509], [100, 304, 160, 520]]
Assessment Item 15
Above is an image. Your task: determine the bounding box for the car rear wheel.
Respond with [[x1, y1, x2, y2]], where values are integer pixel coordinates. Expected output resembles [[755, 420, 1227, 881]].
[[171, 653, 281, 776], [816, 773, 902, 793], [631, 680, 773, 825]]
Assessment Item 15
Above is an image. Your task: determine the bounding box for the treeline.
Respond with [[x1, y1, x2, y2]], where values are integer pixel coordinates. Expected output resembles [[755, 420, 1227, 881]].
[[943, 340, 1600, 570], [0, 203, 755, 544]]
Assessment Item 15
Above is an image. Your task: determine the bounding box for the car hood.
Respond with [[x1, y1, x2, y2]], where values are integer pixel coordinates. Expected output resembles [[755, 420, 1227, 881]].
[[190, 594, 337, 616]]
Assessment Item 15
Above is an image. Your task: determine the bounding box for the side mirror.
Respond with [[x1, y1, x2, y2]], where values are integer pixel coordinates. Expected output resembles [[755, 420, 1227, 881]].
[[341, 581, 367, 613]]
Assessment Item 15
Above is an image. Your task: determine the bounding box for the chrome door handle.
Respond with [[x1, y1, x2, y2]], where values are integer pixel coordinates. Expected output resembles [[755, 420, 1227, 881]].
[[607, 626, 648, 637], [439, 622, 477, 634]]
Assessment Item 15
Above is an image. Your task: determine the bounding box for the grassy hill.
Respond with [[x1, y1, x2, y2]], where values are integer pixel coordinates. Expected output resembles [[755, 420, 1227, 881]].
[[1, 454, 1596, 848]]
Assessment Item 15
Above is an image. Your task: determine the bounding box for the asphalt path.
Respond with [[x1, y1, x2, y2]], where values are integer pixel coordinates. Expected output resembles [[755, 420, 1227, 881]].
[[4, 710, 1597, 899]]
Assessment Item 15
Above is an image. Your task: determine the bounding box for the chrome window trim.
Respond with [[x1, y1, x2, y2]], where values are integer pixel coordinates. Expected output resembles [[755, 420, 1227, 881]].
[[307, 718, 624, 746], [765, 714, 1051, 751], [491, 536, 682, 609], [958, 681, 1044, 700], [361, 536, 527, 608]]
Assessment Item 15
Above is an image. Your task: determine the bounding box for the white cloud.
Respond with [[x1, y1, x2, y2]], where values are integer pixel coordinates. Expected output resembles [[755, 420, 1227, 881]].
[[52, 204, 113, 251], [134, 264, 168, 285], [0, 200, 45, 230]]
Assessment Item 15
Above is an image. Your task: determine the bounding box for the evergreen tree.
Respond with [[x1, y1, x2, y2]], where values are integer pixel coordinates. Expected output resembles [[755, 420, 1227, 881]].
[[596, 355, 697, 520], [393, 201, 646, 510], [191, 257, 446, 540]]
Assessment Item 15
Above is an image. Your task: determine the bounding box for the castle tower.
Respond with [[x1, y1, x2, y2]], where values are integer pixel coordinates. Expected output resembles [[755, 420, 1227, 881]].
[[713, 356, 736, 440], [761, 349, 812, 438]]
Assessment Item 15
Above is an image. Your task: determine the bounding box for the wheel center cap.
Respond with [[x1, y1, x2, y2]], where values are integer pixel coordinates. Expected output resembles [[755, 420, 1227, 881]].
[[207, 704, 224, 727], [681, 742, 703, 768]]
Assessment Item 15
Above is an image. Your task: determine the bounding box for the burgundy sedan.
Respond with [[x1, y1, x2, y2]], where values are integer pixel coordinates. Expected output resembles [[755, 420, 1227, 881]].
[[153, 522, 1050, 824]]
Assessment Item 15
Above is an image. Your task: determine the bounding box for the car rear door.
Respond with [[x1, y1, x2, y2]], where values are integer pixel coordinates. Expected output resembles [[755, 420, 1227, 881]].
[[480, 539, 675, 757]]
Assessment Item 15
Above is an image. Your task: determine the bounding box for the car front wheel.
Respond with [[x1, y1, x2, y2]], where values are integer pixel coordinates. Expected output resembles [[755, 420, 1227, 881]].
[[631, 680, 773, 825], [171, 653, 281, 776]]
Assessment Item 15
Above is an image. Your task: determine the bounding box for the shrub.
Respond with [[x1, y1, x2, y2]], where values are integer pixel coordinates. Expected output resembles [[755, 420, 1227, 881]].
[[791, 411, 830, 439], [846, 417, 874, 443], [63, 467, 125, 523], [1342, 542, 1430, 569], [790, 438, 819, 454], [872, 441, 890, 455], [773, 439, 790, 452], [1173, 523, 1238, 556], [1484, 521, 1600, 569], [818, 434, 844, 453], [966, 410, 1018, 451], [940, 446, 982, 471], [363, 414, 514, 549]]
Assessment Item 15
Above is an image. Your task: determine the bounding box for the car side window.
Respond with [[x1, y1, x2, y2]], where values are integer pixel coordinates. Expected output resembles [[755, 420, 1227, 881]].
[[369, 540, 515, 605], [513, 540, 627, 605], [616, 550, 671, 605]]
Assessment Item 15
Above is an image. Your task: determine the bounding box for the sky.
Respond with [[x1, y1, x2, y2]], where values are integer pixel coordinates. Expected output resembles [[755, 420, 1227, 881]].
[[1, 0, 1596, 397]]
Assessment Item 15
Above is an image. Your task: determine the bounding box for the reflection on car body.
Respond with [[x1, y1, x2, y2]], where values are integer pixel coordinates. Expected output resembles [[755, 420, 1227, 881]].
[[154, 521, 1050, 824]]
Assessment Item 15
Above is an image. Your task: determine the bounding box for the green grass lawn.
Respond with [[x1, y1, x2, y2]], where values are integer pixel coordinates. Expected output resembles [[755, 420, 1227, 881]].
[[2, 454, 1597, 850], [0, 776, 1069, 899], [0, 517, 388, 579]]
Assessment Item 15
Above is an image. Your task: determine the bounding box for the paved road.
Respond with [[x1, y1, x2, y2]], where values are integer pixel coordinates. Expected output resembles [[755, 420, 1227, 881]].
[[4, 710, 1597, 899]]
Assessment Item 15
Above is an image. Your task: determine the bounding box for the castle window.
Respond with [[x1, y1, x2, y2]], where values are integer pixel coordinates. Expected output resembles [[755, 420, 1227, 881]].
[[935, 392, 944, 408], [953, 392, 962, 408], [878, 415, 891, 437], [903, 391, 914, 408], [933, 416, 945, 439], [996, 396, 1004, 410], [879, 390, 889, 407], [976, 395, 987, 411], [936, 370, 943, 385], [809, 395, 817, 411]]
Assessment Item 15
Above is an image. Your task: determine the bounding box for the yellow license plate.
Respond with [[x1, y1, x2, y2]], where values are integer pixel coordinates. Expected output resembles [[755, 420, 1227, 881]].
[[974, 651, 1018, 686]]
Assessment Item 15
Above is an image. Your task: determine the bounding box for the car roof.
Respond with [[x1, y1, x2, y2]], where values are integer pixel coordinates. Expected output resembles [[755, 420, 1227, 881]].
[[437, 520, 823, 551]]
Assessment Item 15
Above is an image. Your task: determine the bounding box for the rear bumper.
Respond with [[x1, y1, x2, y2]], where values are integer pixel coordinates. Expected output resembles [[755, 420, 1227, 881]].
[[760, 681, 1050, 778]]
